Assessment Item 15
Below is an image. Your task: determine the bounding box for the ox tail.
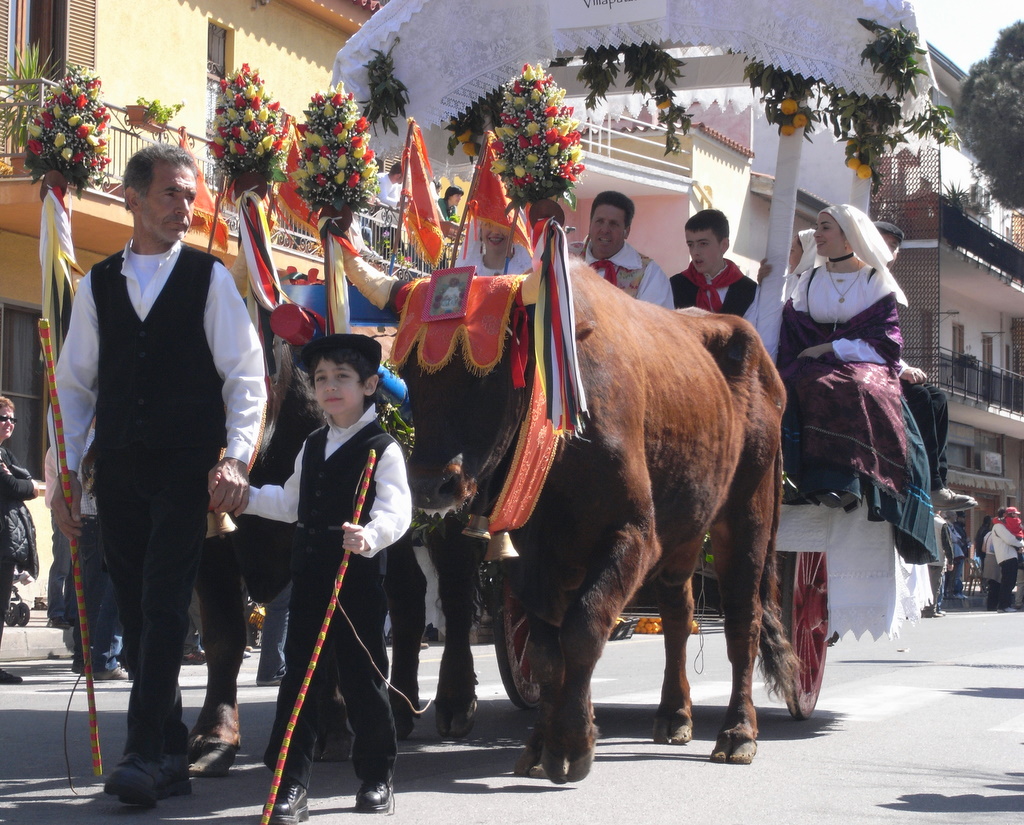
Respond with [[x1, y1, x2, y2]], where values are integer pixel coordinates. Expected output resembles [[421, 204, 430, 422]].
[[757, 454, 800, 703]]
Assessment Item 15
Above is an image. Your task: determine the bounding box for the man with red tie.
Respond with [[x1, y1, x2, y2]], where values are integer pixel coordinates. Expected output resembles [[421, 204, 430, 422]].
[[670, 208, 757, 320], [576, 190, 673, 308]]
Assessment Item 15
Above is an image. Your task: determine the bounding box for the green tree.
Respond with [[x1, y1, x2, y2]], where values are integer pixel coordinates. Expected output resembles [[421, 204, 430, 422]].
[[957, 22, 1024, 210]]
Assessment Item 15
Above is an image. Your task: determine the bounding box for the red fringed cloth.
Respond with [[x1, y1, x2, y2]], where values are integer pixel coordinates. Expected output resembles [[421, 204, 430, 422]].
[[391, 273, 559, 530], [488, 372, 559, 532], [392, 274, 525, 373]]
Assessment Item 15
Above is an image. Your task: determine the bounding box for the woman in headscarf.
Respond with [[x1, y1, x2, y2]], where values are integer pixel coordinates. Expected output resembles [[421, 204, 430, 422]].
[[777, 204, 936, 566]]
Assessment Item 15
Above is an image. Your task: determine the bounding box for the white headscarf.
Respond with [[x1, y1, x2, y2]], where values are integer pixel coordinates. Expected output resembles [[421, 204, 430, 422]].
[[793, 228, 819, 277], [821, 204, 907, 306]]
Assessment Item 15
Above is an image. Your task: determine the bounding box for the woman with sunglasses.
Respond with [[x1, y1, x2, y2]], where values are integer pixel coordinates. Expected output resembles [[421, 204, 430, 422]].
[[0, 395, 47, 684]]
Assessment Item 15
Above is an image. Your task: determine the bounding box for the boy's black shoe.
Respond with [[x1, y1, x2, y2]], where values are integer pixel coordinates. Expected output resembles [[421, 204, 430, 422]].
[[103, 753, 161, 806], [355, 780, 394, 814], [268, 779, 309, 824], [156, 753, 191, 800]]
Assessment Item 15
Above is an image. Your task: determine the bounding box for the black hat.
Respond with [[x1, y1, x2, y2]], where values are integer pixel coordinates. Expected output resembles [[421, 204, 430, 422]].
[[301, 333, 382, 372], [873, 221, 904, 244]]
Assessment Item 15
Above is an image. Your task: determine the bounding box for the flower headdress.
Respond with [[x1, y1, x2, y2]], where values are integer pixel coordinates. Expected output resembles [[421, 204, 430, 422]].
[[492, 64, 584, 210], [291, 83, 379, 212], [210, 64, 287, 184], [25, 65, 110, 195]]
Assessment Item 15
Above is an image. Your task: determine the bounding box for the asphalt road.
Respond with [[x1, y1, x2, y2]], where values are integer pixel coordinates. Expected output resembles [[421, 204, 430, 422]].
[[1, 601, 1022, 824]]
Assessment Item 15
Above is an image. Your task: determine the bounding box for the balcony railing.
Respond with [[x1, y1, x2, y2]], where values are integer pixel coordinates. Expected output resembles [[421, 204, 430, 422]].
[[941, 200, 1024, 286], [937, 347, 1024, 416], [579, 111, 692, 180]]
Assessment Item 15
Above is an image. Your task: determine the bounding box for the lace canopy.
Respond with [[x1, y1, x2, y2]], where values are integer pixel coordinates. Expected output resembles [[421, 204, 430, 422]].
[[334, 0, 926, 141]]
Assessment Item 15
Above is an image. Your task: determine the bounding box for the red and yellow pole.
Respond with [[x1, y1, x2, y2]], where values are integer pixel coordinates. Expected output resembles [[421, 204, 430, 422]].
[[260, 449, 378, 825], [38, 318, 102, 776]]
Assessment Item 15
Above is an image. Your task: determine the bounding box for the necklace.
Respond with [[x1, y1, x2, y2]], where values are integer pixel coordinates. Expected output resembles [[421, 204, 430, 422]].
[[828, 251, 854, 263], [828, 268, 861, 303]]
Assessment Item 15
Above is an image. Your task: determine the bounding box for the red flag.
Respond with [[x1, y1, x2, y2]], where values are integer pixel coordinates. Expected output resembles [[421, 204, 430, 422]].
[[275, 118, 320, 239], [178, 127, 228, 251], [400, 120, 445, 267], [465, 131, 530, 252]]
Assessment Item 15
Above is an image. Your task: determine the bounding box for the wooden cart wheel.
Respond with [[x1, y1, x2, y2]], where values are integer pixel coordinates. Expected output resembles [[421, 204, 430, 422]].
[[493, 576, 540, 709], [779, 550, 829, 720]]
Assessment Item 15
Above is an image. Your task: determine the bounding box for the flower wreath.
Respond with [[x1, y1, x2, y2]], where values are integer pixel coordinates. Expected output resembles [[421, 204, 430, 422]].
[[25, 65, 111, 195], [291, 83, 379, 213], [210, 63, 287, 184], [492, 64, 585, 210]]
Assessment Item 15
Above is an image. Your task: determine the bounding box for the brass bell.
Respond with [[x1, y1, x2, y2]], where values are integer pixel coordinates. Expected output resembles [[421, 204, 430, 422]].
[[462, 514, 491, 540], [206, 511, 237, 538], [484, 531, 519, 561]]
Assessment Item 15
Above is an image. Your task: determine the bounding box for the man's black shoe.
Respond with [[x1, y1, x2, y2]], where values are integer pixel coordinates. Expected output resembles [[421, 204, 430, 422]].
[[355, 779, 394, 814], [103, 753, 161, 807], [268, 779, 309, 824], [156, 753, 191, 800]]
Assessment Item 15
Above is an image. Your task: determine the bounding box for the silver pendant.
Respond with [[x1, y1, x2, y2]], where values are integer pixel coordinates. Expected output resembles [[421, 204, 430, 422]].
[[838, 297, 845, 303]]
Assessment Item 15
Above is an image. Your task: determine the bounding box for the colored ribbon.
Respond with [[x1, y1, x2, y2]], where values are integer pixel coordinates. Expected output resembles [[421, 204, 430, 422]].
[[39, 189, 80, 365], [319, 216, 359, 334]]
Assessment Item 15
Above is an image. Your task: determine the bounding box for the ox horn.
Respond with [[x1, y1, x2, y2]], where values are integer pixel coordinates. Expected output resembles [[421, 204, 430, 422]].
[[342, 246, 402, 310]]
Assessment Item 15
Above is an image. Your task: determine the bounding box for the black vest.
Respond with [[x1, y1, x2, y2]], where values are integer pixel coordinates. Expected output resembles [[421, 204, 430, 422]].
[[91, 246, 226, 451], [293, 422, 396, 574], [670, 274, 758, 317]]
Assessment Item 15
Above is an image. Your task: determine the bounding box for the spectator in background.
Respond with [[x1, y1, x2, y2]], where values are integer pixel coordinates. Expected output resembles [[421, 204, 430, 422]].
[[982, 509, 1003, 611], [376, 162, 403, 209], [43, 472, 75, 630], [990, 505, 1023, 612], [946, 511, 970, 602], [0, 395, 46, 684]]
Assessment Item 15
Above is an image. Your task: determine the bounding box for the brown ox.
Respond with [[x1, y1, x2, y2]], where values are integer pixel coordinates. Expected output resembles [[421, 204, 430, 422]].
[[346, 249, 797, 781]]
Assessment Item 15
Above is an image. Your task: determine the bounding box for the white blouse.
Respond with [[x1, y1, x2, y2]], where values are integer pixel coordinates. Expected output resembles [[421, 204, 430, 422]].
[[790, 265, 896, 365]]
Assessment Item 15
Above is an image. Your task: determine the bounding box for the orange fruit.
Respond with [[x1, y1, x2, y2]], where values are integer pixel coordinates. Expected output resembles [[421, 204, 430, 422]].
[[793, 113, 808, 128], [780, 124, 796, 137], [846, 157, 862, 170], [780, 98, 799, 115], [857, 163, 873, 179]]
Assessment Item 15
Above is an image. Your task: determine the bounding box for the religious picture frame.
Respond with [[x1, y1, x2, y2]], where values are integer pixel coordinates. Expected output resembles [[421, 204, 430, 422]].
[[423, 266, 475, 322]]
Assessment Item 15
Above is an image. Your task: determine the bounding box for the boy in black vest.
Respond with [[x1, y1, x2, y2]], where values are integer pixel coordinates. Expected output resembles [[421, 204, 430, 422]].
[[245, 334, 412, 822], [671, 208, 758, 319]]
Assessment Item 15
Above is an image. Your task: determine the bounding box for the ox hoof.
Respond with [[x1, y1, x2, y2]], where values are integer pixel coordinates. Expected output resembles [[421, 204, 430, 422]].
[[513, 745, 542, 777], [393, 709, 416, 741], [187, 740, 238, 777], [314, 730, 352, 762], [436, 698, 477, 739], [710, 735, 757, 765], [653, 715, 692, 745], [541, 745, 594, 784]]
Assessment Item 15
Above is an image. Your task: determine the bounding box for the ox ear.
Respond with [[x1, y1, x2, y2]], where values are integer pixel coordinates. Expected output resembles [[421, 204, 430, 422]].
[[342, 247, 401, 310]]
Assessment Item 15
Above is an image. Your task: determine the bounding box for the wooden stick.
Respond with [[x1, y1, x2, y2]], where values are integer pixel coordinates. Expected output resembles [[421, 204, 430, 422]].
[[260, 449, 379, 825], [38, 319, 102, 776]]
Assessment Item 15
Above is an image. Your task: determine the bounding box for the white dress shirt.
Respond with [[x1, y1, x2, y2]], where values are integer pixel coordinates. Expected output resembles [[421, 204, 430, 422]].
[[245, 406, 412, 558], [55, 241, 267, 473], [584, 241, 674, 309]]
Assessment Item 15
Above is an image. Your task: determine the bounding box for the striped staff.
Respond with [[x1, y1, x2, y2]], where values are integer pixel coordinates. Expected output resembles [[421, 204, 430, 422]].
[[38, 319, 103, 776], [260, 449, 378, 825]]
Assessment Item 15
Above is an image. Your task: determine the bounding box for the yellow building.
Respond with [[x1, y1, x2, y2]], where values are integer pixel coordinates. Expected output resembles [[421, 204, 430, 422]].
[[0, 0, 374, 599]]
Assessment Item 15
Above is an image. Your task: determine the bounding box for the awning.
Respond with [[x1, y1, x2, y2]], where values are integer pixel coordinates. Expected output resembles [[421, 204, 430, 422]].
[[947, 469, 1017, 494]]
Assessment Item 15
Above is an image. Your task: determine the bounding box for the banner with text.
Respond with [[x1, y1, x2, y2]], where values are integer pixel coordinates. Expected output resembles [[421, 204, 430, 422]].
[[548, 0, 666, 29]]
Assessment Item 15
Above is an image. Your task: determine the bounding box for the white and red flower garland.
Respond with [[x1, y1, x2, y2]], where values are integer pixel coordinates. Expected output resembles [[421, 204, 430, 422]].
[[291, 83, 379, 212], [492, 64, 584, 209], [25, 65, 110, 195]]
